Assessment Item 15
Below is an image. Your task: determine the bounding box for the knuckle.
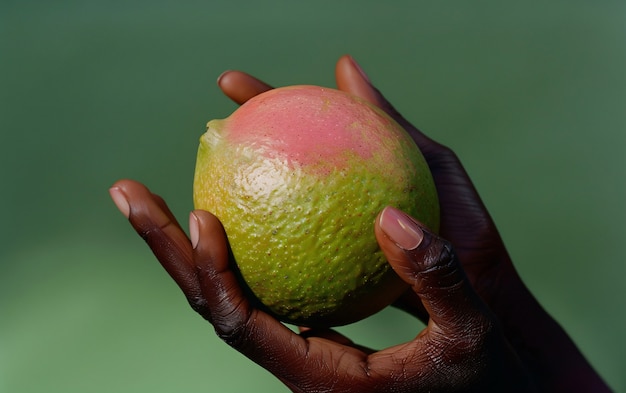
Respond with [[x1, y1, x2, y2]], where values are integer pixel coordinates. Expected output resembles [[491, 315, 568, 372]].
[[137, 217, 175, 243], [216, 321, 248, 347], [187, 295, 210, 317], [212, 300, 254, 348], [193, 265, 256, 350], [437, 242, 456, 266], [421, 237, 456, 272]]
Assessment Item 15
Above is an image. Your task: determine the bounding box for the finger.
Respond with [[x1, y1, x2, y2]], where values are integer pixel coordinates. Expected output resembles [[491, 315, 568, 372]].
[[334, 54, 384, 108], [189, 209, 294, 342], [371, 206, 509, 389], [335, 55, 440, 157], [374, 206, 490, 335], [109, 179, 202, 305], [189, 210, 372, 388], [217, 70, 273, 105]]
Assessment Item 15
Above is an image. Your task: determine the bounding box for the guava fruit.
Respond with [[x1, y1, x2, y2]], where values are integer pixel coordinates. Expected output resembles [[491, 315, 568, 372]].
[[193, 85, 439, 327]]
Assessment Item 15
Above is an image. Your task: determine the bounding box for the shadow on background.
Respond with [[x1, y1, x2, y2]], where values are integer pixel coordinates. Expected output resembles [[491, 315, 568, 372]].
[[1, 1, 624, 392]]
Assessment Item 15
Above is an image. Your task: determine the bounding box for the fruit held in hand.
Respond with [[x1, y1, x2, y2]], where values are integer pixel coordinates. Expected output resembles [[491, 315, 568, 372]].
[[193, 85, 439, 327]]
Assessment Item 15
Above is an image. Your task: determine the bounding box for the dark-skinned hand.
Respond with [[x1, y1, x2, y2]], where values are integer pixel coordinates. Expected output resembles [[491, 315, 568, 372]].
[[109, 55, 610, 392]]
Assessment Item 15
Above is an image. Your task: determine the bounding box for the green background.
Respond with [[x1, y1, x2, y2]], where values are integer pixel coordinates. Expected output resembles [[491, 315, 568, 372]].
[[1, 1, 624, 392]]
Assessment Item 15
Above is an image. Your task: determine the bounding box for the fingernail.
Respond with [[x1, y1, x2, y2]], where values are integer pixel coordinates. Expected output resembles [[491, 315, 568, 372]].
[[216, 70, 230, 86], [379, 206, 424, 250], [348, 55, 371, 83], [189, 212, 200, 249], [109, 187, 130, 218]]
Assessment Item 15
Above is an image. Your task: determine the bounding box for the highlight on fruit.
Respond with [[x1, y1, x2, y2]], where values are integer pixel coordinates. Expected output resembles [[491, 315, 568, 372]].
[[193, 85, 439, 327]]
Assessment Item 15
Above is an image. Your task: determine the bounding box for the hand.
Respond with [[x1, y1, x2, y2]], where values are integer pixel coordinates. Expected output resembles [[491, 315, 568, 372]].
[[109, 56, 610, 392], [109, 183, 532, 392]]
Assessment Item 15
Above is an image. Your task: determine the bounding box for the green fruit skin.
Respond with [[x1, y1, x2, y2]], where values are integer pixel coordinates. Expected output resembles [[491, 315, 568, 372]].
[[194, 85, 439, 327]]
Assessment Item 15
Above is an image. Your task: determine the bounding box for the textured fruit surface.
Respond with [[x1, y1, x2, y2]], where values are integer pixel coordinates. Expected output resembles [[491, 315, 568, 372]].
[[193, 85, 439, 327]]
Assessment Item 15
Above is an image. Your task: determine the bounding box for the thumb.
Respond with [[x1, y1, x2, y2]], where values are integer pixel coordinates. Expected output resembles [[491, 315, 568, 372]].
[[375, 206, 488, 334]]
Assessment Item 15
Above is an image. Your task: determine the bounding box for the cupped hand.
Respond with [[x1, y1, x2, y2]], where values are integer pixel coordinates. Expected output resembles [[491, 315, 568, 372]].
[[109, 180, 533, 392], [109, 56, 610, 392], [217, 59, 519, 315]]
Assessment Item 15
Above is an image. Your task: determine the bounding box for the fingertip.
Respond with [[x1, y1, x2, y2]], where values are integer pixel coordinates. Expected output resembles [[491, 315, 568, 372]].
[[109, 186, 130, 218], [336, 54, 369, 82], [109, 178, 152, 199], [375, 207, 432, 285], [189, 209, 224, 250], [376, 206, 457, 283], [335, 55, 382, 107], [216, 69, 233, 86], [189, 211, 200, 249], [109, 179, 156, 219], [378, 206, 424, 251], [109, 178, 138, 192], [345, 54, 372, 83], [189, 209, 230, 272], [217, 70, 273, 105], [216, 69, 238, 92]]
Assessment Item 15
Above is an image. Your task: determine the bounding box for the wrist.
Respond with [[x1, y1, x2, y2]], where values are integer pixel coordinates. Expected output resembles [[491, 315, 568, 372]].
[[493, 264, 609, 392]]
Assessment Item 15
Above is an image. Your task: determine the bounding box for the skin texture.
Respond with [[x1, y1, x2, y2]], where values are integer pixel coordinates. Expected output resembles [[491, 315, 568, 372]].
[[109, 55, 611, 392]]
